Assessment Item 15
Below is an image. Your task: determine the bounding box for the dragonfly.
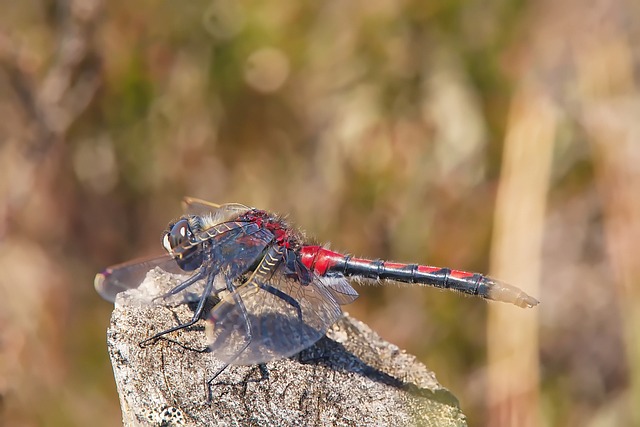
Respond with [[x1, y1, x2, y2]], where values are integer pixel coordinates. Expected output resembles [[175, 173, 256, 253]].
[[96, 197, 539, 378]]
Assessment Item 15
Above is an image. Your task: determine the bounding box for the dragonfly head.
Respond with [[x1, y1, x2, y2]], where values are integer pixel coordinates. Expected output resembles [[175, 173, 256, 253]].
[[162, 218, 203, 271]]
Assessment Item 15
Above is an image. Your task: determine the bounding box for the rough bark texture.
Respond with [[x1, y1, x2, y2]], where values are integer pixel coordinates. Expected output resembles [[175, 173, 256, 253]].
[[106, 270, 467, 426]]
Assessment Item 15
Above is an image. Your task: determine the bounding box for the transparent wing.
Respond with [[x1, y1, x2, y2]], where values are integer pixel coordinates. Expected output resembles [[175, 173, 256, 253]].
[[95, 254, 186, 303], [182, 197, 251, 220], [319, 275, 359, 305], [182, 197, 222, 216], [206, 246, 343, 365]]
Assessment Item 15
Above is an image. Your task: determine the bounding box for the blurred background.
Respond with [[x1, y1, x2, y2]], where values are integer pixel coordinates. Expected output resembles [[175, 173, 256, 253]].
[[1, 0, 639, 425]]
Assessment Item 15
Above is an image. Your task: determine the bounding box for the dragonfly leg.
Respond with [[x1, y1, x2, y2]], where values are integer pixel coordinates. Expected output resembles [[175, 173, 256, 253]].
[[259, 282, 303, 322], [206, 362, 231, 402], [141, 268, 217, 345], [257, 363, 269, 381], [150, 270, 205, 306]]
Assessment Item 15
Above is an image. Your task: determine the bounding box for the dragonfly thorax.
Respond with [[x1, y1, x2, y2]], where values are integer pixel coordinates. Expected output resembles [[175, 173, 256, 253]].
[[240, 210, 301, 249]]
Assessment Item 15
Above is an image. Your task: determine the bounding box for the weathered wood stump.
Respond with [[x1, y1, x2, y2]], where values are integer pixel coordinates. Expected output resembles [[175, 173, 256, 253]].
[[105, 270, 467, 426]]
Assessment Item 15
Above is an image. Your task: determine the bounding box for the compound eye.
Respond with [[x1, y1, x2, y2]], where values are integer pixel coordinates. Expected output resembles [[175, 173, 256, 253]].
[[163, 219, 192, 252]]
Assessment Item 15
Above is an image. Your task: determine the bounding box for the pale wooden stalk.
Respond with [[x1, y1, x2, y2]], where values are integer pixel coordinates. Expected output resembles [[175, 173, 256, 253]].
[[487, 84, 554, 427]]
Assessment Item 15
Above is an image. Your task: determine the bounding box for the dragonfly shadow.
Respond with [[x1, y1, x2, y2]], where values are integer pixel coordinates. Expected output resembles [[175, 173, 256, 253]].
[[295, 333, 460, 408]]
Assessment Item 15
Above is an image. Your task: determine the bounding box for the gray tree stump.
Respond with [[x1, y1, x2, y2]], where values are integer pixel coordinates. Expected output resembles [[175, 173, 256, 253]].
[[105, 269, 467, 426]]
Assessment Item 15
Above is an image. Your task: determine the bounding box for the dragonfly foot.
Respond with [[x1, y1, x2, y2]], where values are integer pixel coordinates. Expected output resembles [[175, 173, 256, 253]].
[[206, 362, 230, 403]]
